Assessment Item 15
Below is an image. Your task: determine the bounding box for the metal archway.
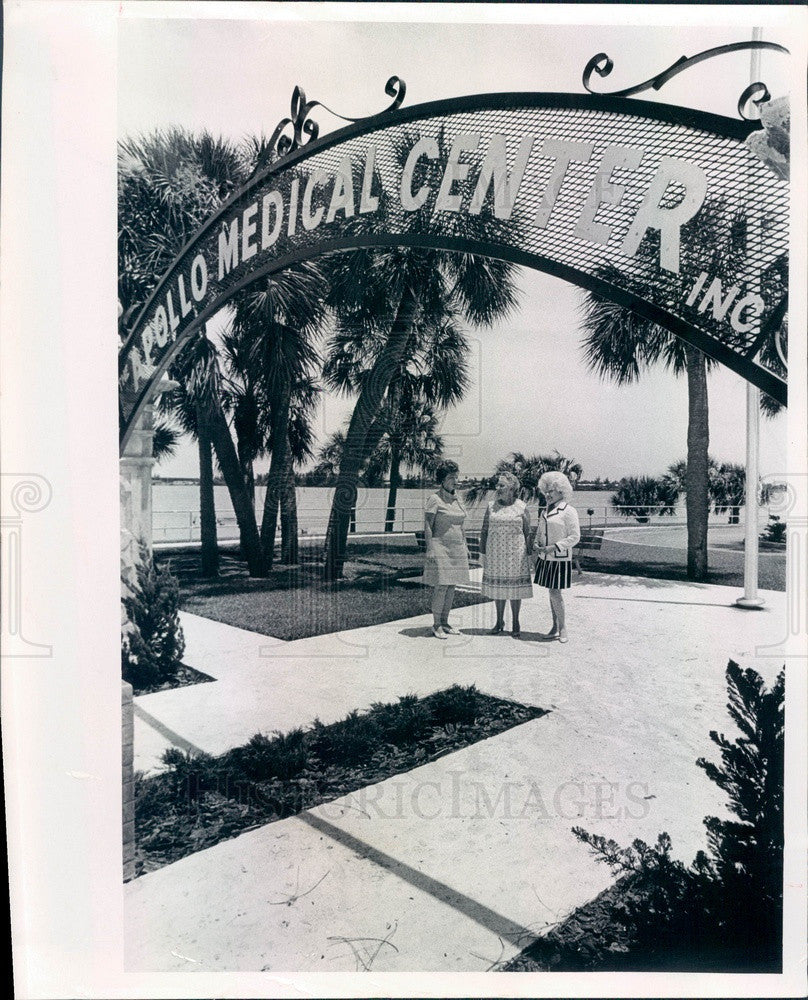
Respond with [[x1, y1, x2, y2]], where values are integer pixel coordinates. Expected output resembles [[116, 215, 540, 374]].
[[119, 79, 789, 449]]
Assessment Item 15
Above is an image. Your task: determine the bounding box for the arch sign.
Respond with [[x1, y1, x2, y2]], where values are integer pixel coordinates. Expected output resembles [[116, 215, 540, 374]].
[[119, 76, 788, 448]]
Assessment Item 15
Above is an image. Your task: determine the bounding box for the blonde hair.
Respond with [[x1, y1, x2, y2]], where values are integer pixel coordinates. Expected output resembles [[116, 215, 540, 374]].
[[496, 471, 520, 499], [538, 471, 573, 501]]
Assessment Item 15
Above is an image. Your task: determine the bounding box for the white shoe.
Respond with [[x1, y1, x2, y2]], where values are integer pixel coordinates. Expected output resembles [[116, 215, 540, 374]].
[[432, 625, 447, 639], [441, 623, 459, 635]]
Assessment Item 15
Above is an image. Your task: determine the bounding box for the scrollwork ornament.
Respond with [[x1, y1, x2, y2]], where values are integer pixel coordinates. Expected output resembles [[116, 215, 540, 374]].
[[267, 75, 406, 161], [738, 82, 772, 121], [582, 41, 789, 120]]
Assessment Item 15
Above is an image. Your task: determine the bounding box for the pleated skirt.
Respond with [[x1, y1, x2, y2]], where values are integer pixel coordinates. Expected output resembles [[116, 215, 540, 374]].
[[534, 558, 572, 590]]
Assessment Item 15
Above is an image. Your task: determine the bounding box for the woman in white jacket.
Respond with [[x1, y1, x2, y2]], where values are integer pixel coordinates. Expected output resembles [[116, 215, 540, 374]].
[[532, 471, 580, 642]]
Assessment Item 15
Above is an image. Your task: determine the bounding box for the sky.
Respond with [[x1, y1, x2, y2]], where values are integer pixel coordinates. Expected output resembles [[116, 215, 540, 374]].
[[118, 6, 794, 481]]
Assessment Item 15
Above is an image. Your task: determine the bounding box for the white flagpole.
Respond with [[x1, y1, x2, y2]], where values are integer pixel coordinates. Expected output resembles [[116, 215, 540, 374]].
[[736, 26, 765, 609]]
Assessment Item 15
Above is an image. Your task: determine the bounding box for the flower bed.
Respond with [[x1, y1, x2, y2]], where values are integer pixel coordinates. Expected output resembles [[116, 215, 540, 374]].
[[132, 661, 215, 697], [135, 685, 547, 877]]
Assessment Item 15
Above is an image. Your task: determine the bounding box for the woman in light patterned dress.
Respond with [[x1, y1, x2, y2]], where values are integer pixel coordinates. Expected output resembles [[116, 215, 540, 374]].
[[479, 471, 533, 637], [423, 460, 470, 639]]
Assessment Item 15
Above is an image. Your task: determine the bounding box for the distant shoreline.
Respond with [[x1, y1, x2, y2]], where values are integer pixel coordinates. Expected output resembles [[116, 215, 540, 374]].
[[152, 478, 620, 491]]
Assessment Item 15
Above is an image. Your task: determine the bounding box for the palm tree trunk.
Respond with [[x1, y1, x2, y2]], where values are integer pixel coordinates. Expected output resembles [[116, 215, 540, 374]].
[[260, 385, 291, 568], [385, 440, 402, 532], [240, 452, 255, 511], [280, 444, 299, 564], [208, 401, 266, 576], [324, 285, 420, 580], [196, 401, 219, 578], [361, 409, 391, 469], [685, 344, 710, 581]]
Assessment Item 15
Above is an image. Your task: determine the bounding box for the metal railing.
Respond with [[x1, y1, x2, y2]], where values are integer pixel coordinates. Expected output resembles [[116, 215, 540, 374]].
[[152, 500, 772, 546]]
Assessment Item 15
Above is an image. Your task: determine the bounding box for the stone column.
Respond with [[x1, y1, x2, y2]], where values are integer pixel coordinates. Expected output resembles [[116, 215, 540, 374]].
[[120, 403, 156, 883], [120, 402, 157, 556], [122, 680, 136, 882]]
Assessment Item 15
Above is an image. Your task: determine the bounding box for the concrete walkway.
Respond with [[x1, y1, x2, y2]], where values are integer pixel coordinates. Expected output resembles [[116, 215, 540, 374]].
[[126, 574, 786, 972]]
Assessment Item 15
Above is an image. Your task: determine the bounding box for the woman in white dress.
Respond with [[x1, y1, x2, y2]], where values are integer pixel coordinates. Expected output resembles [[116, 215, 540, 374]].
[[479, 471, 533, 637], [533, 471, 581, 642], [423, 461, 469, 639]]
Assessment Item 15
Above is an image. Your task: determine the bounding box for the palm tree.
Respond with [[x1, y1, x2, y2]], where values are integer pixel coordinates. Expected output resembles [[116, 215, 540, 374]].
[[382, 397, 444, 531], [229, 265, 326, 569], [316, 400, 444, 534], [666, 455, 750, 524], [465, 451, 583, 506], [278, 373, 320, 564], [612, 475, 679, 523], [218, 326, 267, 512], [118, 129, 267, 576], [321, 133, 520, 579], [312, 429, 347, 482], [580, 200, 739, 581], [152, 420, 181, 464], [581, 196, 787, 580], [581, 289, 714, 578], [710, 462, 747, 525], [163, 332, 224, 578], [324, 309, 466, 531]]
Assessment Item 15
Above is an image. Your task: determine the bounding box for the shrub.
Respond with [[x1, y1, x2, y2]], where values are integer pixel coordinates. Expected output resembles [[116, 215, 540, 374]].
[[572, 659, 784, 972], [225, 729, 308, 781], [611, 476, 678, 523], [122, 544, 185, 691], [692, 660, 784, 967], [428, 684, 479, 727], [309, 710, 383, 766], [761, 514, 787, 544], [371, 694, 433, 745], [160, 747, 215, 804]]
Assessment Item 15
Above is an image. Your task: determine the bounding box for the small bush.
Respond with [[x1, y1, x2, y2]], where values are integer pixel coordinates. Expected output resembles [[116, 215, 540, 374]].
[[571, 659, 784, 972], [761, 514, 787, 544], [122, 544, 185, 691], [371, 694, 433, 745], [160, 747, 216, 804], [225, 729, 308, 781], [309, 710, 383, 766], [428, 684, 479, 727]]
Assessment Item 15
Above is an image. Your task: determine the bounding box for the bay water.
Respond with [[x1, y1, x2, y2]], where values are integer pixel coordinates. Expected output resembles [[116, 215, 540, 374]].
[[152, 482, 684, 544]]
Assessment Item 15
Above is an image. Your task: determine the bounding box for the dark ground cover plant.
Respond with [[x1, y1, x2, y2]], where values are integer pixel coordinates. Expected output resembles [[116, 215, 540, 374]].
[[502, 659, 784, 973], [135, 685, 547, 876]]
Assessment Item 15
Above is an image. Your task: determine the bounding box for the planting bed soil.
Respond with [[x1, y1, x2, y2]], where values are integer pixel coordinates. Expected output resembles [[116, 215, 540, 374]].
[[134, 685, 547, 877], [129, 661, 214, 697]]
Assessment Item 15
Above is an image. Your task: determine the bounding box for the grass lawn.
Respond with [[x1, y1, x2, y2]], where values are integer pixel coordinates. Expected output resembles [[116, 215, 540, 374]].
[[581, 539, 785, 592], [157, 530, 784, 642], [159, 535, 487, 641]]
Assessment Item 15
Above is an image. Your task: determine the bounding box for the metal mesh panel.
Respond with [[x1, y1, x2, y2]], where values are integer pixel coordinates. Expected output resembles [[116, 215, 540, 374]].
[[119, 97, 788, 443]]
